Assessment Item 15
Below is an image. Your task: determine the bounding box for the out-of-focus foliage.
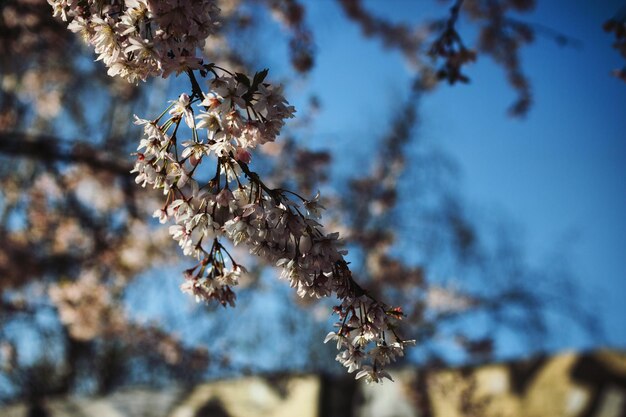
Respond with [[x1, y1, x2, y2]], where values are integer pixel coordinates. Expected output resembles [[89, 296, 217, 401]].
[[604, 4, 626, 82]]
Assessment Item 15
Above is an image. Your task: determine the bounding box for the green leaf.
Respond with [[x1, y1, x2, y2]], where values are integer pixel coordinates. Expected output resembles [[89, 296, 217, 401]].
[[235, 72, 251, 87], [252, 68, 269, 88]]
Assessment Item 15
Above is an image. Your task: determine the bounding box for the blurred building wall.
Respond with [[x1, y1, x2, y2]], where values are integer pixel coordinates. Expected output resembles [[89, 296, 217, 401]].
[[2, 350, 625, 417]]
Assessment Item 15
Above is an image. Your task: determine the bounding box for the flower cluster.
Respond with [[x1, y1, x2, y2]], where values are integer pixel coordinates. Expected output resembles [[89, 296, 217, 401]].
[[326, 306, 416, 383], [180, 238, 243, 307], [197, 69, 296, 155], [48, 0, 220, 82], [130, 69, 413, 381], [49, 269, 124, 341]]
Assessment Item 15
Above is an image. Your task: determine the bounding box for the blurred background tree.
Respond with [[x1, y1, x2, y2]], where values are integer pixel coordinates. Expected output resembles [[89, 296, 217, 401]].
[[0, 0, 623, 410]]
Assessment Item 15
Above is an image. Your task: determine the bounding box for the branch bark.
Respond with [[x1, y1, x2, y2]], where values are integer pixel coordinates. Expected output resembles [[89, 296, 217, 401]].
[[0, 131, 132, 176]]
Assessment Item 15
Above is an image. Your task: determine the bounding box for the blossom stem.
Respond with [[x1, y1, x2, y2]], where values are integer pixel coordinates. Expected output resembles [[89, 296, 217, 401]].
[[234, 159, 281, 205], [187, 69, 204, 100]]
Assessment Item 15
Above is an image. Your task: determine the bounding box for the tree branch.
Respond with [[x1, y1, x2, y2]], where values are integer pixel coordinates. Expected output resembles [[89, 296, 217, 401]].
[[0, 131, 132, 176]]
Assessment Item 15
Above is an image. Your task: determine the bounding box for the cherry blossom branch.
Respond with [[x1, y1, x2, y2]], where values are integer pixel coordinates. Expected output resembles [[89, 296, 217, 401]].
[[130, 66, 415, 381], [49, 0, 413, 383]]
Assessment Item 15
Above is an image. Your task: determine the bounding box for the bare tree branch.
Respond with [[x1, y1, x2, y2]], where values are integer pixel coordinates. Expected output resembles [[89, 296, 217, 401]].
[[0, 131, 132, 176]]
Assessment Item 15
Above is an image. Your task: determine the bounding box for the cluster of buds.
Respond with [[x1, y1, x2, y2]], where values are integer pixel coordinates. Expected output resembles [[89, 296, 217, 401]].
[[48, 0, 220, 82], [130, 68, 413, 381], [428, 0, 476, 85], [429, 37, 477, 85]]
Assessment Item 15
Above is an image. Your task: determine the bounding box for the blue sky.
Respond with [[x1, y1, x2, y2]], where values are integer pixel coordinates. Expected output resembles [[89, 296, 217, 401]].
[[270, 0, 626, 352]]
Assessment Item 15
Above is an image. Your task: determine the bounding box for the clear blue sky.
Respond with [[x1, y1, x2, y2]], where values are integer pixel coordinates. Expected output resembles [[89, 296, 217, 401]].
[[266, 0, 626, 353]]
